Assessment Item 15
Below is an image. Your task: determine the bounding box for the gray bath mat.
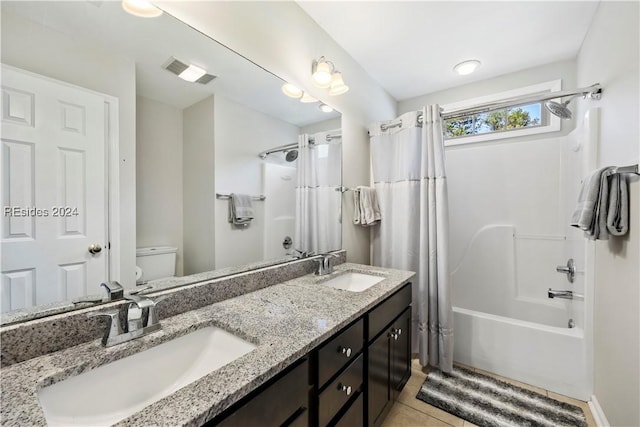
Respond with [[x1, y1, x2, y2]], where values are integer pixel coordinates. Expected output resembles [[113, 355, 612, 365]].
[[416, 367, 587, 427]]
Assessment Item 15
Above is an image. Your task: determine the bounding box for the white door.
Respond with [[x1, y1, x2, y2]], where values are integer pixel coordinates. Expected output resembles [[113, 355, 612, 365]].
[[1, 66, 108, 312]]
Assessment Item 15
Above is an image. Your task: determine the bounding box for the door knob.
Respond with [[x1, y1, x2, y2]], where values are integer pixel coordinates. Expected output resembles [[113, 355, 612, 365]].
[[88, 244, 102, 254]]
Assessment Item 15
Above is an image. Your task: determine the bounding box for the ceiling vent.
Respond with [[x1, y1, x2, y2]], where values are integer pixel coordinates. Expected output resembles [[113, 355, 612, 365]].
[[163, 57, 216, 84]]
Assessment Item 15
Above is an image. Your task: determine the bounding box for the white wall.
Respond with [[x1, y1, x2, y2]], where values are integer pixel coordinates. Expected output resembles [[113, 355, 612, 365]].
[[575, 2, 640, 426], [214, 95, 299, 269], [156, 1, 399, 265], [1, 10, 137, 288], [301, 117, 342, 135], [136, 96, 184, 276], [183, 96, 215, 276]]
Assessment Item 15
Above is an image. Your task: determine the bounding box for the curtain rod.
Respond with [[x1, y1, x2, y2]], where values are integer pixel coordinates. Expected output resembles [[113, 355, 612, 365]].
[[258, 133, 342, 159], [378, 83, 602, 131]]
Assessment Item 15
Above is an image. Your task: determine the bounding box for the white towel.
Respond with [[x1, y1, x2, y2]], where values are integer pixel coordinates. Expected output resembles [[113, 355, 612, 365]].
[[356, 186, 381, 226], [228, 193, 253, 227]]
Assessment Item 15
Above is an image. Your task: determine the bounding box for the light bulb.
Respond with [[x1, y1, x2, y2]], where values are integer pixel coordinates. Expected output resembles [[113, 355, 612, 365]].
[[319, 103, 334, 113], [312, 58, 333, 88], [328, 71, 349, 96], [122, 0, 162, 17], [282, 83, 303, 98]]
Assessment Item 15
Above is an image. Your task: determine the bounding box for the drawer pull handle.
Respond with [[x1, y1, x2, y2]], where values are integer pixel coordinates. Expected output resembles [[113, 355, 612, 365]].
[[338, 346, 352, 357], [338, 383, 352, 396]]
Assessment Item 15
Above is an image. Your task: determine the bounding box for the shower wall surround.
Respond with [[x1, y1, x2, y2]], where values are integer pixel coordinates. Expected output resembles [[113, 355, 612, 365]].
[[0, 253, 346, 366]]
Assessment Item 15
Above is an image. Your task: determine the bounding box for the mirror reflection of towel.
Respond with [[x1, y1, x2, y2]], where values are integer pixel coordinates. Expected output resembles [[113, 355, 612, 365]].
[[228, 193, 254, 227]]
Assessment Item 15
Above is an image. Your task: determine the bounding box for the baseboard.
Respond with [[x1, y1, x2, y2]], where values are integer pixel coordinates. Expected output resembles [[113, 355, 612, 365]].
[[588, 395, 610, 427]]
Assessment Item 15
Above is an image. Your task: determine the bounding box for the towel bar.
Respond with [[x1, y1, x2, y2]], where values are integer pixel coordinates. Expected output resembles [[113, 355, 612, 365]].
[[216, 193, 266, 201], [612, 164, 639, 175]]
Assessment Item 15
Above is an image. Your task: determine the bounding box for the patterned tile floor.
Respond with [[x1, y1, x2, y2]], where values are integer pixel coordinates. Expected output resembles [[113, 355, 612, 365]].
[[381, 359, 596, 427]]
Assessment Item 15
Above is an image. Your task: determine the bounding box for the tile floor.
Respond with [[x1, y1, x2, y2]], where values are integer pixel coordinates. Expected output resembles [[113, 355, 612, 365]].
[[381, 359, 596, 427]]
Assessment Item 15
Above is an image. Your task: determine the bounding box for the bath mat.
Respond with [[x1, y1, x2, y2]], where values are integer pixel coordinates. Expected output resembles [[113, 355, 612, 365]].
[[416, 367, 587, 427]]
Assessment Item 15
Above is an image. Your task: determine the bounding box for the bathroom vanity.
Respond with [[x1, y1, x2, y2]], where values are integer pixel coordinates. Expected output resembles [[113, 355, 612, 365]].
[[0, 262, 414, 427]]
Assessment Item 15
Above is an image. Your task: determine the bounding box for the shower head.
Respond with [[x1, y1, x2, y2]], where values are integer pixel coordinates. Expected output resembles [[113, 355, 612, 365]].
[[544, 99, 573, 120], [285, 150, 298, 162]]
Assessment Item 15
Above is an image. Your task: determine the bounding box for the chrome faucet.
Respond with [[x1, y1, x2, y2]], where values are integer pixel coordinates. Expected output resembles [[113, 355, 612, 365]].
[[87, 294, 168, 347], [315, 253, 340, 276], [292, 248, 315, 259]]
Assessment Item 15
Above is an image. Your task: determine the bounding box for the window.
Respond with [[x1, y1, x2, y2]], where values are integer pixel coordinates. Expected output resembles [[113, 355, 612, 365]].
[[442, 80, 562, 146]]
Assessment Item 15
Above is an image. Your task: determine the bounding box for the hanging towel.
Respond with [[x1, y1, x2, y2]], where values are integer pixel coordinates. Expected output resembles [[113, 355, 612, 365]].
[[570, 166, 618, 239], [228, 193, 253, 227], [357, 186, 382, 226], [352, 188, 362, 225], [606, 173, 629, 236]]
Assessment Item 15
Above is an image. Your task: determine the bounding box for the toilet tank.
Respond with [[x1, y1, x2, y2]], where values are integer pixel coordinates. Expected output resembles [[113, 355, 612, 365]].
[[136, 246, 177, 282]]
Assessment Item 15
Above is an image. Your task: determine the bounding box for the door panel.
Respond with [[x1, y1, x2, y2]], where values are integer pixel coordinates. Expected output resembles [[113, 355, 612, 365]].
[[1, 66, 107, 310], [391, 308, 412, 396], [367, 330, 390, 427]]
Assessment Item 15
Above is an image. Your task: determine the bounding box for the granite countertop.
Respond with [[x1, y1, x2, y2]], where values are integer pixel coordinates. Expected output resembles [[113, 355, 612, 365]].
[[0, 263, 415, 427]]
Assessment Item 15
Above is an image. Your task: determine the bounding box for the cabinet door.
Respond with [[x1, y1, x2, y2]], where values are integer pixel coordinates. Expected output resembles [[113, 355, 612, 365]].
[[391, 308, 412, 398], [367, 331, 391, 427]]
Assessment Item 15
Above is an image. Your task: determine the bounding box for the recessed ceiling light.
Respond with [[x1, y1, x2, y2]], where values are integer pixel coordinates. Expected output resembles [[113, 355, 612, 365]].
[[453, 60, 481, 76], [178, 64, 207, 82], [319, 103, 334, 113], [122, 0, 162, 18], [300, 92, 318, 103], [281, 83, 303, 98]]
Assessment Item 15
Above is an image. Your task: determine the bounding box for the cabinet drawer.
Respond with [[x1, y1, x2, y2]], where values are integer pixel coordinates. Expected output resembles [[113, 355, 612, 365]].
[[334, 392, 363, 427], [215, 358, 309, 427], [319, 354, 363, 426], [367, 283, 412, 341], [318, 318, 363, 387]]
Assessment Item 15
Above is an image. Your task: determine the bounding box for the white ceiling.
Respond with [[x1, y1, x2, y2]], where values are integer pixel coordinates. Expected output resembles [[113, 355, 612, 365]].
[[297, 1, 600, 101], [2, 1, 338, 127]]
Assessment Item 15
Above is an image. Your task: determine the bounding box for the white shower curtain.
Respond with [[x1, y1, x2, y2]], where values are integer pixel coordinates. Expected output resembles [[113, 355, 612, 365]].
[[370, 107, 453, 373], [295, 131, 342, 255]]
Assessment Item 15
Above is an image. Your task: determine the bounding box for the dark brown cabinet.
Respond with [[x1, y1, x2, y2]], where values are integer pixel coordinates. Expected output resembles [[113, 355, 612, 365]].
[[207, 282, 412, 427], [367, 286, 412, 427]]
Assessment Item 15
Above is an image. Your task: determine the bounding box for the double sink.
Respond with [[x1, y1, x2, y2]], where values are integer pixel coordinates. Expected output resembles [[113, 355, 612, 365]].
[[37, 269, 385, 426]]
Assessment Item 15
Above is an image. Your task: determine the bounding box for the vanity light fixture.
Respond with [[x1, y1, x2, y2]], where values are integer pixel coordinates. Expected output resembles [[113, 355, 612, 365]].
[[121, 0, 163, 18], [178, 64, 207, 82], [282, 83, 303, 99], [300, 92, 318, 103], [453, 59, 481, 76], [319, 103, 334, 113], [311, 56, 350, 95], [328, 71, 349, 96]]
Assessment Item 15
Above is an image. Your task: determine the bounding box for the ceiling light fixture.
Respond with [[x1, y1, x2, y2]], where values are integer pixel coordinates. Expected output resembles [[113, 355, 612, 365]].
[[121, 0, 163, 18], [453, 60, 481, 76], [282, 83, 303, 99], [319, 103, 334, 113], [300, 92, 318, 103], [328, 71, 349, 96], [178, 64, 207, 82]]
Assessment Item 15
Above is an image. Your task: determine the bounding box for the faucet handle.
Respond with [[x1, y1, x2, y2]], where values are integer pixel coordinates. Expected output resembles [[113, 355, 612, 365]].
[[87, 309, 122, 346], [100, 281, 124, 301], [146, 295, 171, 326]]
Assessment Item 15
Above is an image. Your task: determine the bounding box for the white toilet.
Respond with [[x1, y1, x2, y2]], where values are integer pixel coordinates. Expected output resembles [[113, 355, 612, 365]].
[[135, 246, 177, 284]]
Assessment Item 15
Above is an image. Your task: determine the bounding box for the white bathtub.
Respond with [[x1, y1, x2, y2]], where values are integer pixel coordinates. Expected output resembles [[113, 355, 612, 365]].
[[453, 306, 590, 400]]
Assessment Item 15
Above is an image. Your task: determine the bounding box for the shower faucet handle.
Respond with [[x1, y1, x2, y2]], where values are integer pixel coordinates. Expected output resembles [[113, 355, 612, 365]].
[[555, 259, 576, 283]]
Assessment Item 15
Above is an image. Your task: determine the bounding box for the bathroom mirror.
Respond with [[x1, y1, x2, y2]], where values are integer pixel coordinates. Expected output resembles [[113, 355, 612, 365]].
[[0, 1, 342, 324]]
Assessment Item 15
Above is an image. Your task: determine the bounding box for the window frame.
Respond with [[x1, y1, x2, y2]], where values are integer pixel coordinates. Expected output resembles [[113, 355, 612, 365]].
[[442, 80, 562, 146]]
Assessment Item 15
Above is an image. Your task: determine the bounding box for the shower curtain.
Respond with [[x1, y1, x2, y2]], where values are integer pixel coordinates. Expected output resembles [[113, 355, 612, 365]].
[[295, 131, 342, 255], [370, 107, 453, 372]]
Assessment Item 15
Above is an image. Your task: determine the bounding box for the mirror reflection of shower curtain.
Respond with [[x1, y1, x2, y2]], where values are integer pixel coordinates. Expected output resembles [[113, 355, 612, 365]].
[[369, 108, 453, 373], [295, 131, 342, 254]]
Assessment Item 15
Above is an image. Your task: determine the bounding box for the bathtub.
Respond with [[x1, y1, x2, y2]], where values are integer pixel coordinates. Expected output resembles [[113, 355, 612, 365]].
[[453, 306, 590, 400]]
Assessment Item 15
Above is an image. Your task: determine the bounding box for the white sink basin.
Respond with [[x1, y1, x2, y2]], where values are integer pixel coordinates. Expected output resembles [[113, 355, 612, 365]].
[[38, 327, 256, 426], [321, 272, 385, 292]]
